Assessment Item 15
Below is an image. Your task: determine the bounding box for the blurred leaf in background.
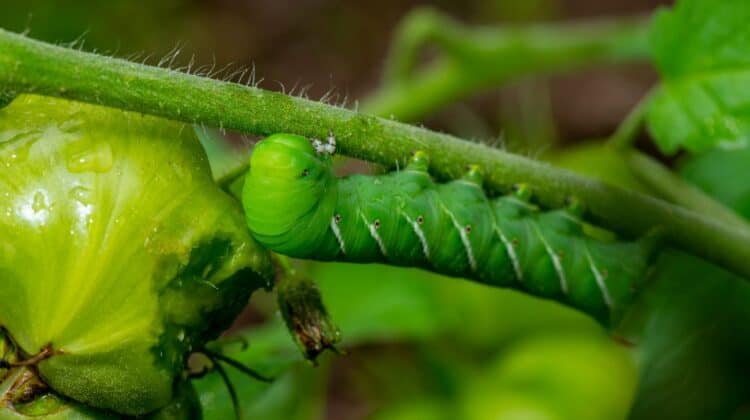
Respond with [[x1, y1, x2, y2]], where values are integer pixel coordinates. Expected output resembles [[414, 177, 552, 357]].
[[1, 0, 190, 53], [679, 148, 750, 219], [647, 0, 750, 153], [459, 333, 637, 420], [622, 250, 750, 420]]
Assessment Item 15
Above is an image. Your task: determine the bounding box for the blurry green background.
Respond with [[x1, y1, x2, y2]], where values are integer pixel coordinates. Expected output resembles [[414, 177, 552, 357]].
[[14, 1, 741, 420]]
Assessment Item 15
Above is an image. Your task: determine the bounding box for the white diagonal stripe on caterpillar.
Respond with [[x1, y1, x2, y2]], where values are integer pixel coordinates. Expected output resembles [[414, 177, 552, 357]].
[[400, 210, 430, 260], [438, 202, 477, 272], [531, 224, 568, 294], [584, 246, 613, 308], [330, 216, 347, 255], [360, 212, 388, 257], [493, 224, 523, 283]]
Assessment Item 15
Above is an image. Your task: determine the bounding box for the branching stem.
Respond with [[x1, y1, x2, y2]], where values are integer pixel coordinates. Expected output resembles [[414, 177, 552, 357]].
[[362, 8, 652, 121], [624, 150, 750, 230], [1, 29, 750, 279], [609, 92, 652, 149]]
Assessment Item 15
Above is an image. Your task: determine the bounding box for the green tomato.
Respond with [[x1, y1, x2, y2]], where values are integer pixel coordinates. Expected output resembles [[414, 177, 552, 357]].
[[0, 95, 272, 415]]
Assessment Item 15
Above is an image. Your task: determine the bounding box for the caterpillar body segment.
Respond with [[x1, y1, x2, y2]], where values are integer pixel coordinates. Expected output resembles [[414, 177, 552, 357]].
[[243, 134, 656, 325]]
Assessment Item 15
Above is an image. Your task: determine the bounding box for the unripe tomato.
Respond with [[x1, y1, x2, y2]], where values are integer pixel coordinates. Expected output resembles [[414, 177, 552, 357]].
[[0, 95, 272, 416]]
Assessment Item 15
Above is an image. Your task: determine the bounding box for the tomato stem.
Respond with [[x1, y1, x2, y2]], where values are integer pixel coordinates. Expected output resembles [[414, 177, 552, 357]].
[[1, 28, 749, 280]]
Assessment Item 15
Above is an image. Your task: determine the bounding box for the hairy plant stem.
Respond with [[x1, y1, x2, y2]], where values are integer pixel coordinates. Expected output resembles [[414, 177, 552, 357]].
[[1, 29, 749, 279], [362, 8, 652, 121]]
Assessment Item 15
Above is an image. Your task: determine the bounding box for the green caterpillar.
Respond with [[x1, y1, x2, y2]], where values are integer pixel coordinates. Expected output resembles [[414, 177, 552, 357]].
[[243, 134, 657, 325]]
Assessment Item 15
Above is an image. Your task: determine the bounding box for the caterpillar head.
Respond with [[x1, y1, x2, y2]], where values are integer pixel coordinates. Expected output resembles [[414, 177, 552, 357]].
[[243, 134, 337, 255]]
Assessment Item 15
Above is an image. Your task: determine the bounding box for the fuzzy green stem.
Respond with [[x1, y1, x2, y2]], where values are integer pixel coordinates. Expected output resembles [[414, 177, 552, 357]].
[[1, 29, 749, 279], [362, 8, 652, 121]]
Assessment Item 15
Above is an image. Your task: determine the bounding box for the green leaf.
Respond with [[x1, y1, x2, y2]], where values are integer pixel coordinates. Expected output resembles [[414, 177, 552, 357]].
[[313, 262, 599, 348], [679, 147, 750, 218], [617, 250, 750, 419], [647, 0, 750, 153], [313, 263, 450, 344]]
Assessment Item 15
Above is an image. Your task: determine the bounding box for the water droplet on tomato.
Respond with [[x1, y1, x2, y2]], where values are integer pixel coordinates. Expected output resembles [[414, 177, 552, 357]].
[[31, 191, 48, 212], [69, 186, 93, 205], [0, 129, 41, 164]]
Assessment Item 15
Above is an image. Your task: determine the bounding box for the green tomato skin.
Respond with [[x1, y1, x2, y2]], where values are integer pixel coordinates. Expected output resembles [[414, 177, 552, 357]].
[[0, 95, 272, 415], [243, 134, 656, 325]]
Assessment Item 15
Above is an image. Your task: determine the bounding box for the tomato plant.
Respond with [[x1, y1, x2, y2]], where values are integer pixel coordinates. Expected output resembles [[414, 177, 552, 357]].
[[1, 0, 750, 418]]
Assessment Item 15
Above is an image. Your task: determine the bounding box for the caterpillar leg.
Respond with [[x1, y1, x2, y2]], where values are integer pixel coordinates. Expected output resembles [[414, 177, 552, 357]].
[[513, 183, 533, 202], [565, 196, 585, 218], [463, 164, 483, 186], [407, 150, 430, 172], [538, 197, 588, 237]]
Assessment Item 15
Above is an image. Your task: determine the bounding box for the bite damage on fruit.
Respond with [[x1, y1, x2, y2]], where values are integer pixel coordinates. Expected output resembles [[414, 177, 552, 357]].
[[0, 95, 273, 416]]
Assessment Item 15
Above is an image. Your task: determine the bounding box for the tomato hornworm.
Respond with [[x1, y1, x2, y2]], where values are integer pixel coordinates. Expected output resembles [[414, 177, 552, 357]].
[[243, 134, 659, 325]]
